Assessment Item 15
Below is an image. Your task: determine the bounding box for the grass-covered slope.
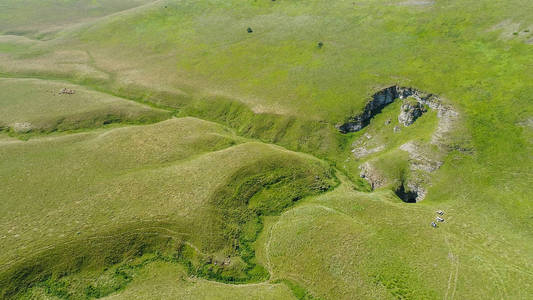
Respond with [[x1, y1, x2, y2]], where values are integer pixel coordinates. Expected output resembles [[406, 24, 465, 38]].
[[0, 0, 156, 38], [0, 118, 336, 298], [0, 0, 528, 215], [102, 262, 297, 300], [61, 0, 532, 117], [0, 78, 171, 135], [263, 177, 533, 299]]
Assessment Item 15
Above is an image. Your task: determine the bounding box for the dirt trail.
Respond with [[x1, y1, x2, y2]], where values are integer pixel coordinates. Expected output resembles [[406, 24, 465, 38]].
[[444, 234, 460, 300]]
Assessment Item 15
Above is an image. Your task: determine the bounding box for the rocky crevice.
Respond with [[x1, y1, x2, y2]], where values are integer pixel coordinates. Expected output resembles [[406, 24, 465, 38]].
[[337, 85, 446, 133], [359, 162, 385, 190]]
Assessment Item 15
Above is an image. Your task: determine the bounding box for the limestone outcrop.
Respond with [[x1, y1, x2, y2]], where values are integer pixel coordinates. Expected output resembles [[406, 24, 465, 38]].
[[398, 97, 427, 126], [337, 85, 444, 133]]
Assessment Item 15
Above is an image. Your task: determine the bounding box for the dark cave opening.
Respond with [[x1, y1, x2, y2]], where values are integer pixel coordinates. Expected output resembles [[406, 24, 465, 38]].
[[395, 184, 418, 203]]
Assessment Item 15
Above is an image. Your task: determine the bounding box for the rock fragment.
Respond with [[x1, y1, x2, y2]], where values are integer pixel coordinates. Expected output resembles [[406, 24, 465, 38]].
[[398, 97, 427, 126], [59, 88, 75, 95]]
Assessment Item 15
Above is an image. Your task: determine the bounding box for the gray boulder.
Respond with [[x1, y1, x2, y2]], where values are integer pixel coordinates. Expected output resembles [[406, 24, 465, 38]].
[[398, 97, 427, 126]]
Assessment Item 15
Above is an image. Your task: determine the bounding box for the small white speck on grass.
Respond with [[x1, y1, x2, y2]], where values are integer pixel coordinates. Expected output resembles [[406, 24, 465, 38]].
[[397, 0, 434, 6]]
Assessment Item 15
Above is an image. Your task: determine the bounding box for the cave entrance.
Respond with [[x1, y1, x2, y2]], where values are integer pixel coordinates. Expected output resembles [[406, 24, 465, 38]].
[[395, 184, 418, 203]]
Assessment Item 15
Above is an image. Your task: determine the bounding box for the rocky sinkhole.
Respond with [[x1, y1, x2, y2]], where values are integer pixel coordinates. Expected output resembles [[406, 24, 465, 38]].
[[336, 85, 438, 133], [343, 86, 461, 203]]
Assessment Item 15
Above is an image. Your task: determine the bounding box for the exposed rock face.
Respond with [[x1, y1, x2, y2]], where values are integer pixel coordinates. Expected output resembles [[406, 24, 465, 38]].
[[395, 181, 427, 203], [59, 88, 75, 95], [13, 122, 32, 133], [399, 142, 443, 173], [518, 117, 533, 129], [430, 105, 459, 146], [337, 85, 441, 133], [396, 141, 443, 202], [359, 162, 385, 189], [407, 182, 427, 202], [352, 145, 385, 159], [351, 132, 385, 158], [398, 98, 427, 126], [360, 159, 428, 202], [337, 86, 399, 133]]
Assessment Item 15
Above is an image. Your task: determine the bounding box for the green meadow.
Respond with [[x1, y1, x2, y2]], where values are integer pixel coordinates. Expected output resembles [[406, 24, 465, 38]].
[[0, 0, 532, 299]]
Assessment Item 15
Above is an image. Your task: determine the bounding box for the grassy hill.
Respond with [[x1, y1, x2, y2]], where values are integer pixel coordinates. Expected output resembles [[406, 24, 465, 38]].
[[0, 77, 170, 135], [0, 118, 336, 298], [0, 0, 531, 299]]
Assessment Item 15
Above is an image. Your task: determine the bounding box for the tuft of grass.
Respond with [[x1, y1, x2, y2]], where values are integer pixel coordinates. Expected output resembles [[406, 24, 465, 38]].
[[273, 279, 317, 300]]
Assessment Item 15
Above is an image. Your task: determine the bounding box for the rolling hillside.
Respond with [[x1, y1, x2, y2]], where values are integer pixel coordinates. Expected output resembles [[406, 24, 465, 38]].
[[0, 0, 531, 299]]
